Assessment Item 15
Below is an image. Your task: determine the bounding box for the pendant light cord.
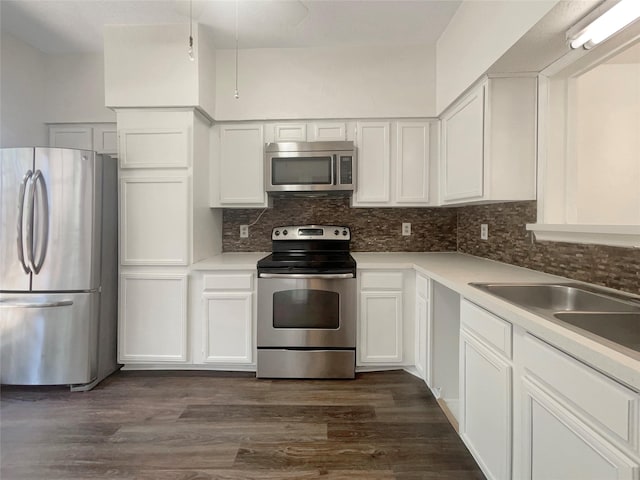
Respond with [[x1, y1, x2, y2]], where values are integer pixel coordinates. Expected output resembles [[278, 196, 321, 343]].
[[234, 0, 240, 99], [188, 0, 194, 60]]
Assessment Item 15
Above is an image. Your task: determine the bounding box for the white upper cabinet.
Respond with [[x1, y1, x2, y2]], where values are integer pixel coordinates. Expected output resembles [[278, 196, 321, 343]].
[[396, 121, 431, 204], [268, 122, 347, 142], [353, 120, 437, 207], [354, 121, 391, 205], [211, 124, 267, 208], [273, 123, 307, 142], [440, 76, 537, 205], [441, 86, 485, 202], [308, 122, 347, 141], [49, 125, 93, 150], [49, 123, 117, 154]]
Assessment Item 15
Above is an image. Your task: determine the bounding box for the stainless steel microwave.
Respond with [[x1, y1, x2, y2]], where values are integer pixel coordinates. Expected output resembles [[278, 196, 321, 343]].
[[265, 141, 356, 194]]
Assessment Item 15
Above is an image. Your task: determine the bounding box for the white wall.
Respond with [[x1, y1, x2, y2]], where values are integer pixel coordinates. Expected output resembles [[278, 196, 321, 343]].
[[0, 32, 47, 147], [104, 24, 215, 117], [436, 0, 557, 114], [574, 63, 640, 225], [44, 53, 114, 123], [214, 44, 436, 120]]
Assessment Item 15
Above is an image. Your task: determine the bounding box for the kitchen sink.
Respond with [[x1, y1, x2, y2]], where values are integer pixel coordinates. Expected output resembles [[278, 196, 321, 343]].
[[470, 283, 640, 313], [469, 282, 640, 354], [554, 312, 640, 352]]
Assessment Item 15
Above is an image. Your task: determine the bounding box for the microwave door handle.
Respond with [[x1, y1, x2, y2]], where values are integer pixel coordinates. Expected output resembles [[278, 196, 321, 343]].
[[332, 154, 337, 185]]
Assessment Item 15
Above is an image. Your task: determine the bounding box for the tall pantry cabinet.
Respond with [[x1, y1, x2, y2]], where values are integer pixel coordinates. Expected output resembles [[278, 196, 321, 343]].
[[115, 108, 221, 365]]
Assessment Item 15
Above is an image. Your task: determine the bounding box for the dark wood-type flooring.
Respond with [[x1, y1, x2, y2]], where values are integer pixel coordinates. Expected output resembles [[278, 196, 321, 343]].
[[1, 370, 485, 480]]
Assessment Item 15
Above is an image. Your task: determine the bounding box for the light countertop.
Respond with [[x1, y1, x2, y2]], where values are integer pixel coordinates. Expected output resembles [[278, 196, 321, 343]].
[[192, 251, 640, 391], [191, 252, 269, 270]]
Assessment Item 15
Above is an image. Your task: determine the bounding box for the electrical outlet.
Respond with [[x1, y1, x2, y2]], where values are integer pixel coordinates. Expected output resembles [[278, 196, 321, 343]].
[[240, 225, 249, 238], [402, 223, 411, 236], [480, 224, 488, 240]]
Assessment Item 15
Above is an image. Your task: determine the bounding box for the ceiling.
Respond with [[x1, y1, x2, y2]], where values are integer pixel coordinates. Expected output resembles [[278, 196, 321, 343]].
[[0, 0, 462, 54]]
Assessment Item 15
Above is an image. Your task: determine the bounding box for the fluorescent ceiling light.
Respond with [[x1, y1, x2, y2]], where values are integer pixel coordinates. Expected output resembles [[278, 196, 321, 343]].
[[570, 0, 640, 49]]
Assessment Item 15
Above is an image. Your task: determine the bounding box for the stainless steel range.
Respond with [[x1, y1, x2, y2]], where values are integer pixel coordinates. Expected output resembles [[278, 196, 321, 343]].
[[257, 225, 356, 379]]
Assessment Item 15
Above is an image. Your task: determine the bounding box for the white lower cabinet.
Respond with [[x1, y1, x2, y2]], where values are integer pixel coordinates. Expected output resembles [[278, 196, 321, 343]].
[[200, 273, 254, 365], [415, 273, 431, 383], [520, 376, 637, 480], [460, 299, 640, 480], [460, 329, 512, 480], [118, 273, 188, 363], [514, 331, 640, 480], [359, 271, 405, 364], [460, 299, 513, 480]]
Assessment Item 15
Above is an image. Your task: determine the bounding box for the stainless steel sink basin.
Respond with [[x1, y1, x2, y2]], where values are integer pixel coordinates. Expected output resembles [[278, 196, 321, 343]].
[[554, 312, 640, 352], [470, 283, 640, 313], [469, 282, 640, 355]]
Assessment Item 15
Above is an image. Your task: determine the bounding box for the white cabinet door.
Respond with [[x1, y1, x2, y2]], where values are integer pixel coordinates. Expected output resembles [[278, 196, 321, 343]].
[[120, 176, 189, 265], [218, 125, 266, 206], [274, 123, 307, 141], [202, 292, 253, 364], [93, 125, 117, 154], [354, 122, 390, 204], [308, 122, 347, 141], [460, 329, 512, 480], [119, 273, 188, 363], [441, 83, 485, 202], [415, 293, 429, 381], [359, 291, 403, 363], [49, 126, 93, 150], [120, 128, 189, 169], [396, 121, 430, 204], [520, 376, 638, 480]]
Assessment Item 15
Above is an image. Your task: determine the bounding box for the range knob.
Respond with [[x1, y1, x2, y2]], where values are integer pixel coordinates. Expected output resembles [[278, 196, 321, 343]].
[[283, 229, 288, 236], [274, 230, 280, 236], [334, 229, 339, 236], [342, 230, 348, 236]]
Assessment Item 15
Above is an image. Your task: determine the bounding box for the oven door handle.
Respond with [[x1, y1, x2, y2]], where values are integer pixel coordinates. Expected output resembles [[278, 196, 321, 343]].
[[259, 273, 355, 279]]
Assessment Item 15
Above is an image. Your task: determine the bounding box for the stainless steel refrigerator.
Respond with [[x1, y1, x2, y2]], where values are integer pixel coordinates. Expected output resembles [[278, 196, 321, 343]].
[[0, 147, 118, 390]]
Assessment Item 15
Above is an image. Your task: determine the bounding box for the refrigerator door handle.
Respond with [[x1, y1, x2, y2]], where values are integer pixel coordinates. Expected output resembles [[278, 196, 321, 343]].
[[17, 169, 33, 274], [32, 171, 49, 274], [0, 299, 74, 309]]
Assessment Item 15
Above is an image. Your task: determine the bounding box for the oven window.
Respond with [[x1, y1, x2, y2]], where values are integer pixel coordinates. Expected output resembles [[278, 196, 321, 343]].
[[273, 290, 339, 329], [272, 157, 332, 185]]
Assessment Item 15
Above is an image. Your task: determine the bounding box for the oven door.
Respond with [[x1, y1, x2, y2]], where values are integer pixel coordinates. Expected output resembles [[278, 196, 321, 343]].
[[257, 274, 356, 348]]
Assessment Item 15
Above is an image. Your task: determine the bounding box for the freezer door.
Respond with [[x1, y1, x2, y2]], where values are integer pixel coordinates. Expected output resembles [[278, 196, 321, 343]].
[[31, 148, 102, 291], [0, 292, 99, 385], [0, 148, 34, 292]]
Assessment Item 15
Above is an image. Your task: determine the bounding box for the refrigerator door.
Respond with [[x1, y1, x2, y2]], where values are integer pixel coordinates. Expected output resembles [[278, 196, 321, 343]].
[[31, 148, 102, 292], [0, 148, 34, 292], [0, 292, 99, 385]]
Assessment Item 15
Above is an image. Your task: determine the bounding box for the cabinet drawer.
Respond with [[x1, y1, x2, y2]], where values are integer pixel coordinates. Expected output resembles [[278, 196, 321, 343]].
[[361, 271, 403, 290], [522, 333, 639, 452], [203, 274, 253, 291], [461, 299, 512, 358], [416, 274, 430, 300]]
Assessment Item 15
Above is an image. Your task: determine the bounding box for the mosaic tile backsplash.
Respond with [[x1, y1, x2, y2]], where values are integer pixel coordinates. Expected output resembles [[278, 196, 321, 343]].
[[223, 196, 458, 253], [223, 198, 640, 295], [457, 201, 640, 296]]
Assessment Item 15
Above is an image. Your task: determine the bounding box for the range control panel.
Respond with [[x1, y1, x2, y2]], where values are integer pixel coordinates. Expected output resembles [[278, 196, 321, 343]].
[[272, 225, 351, 241]]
